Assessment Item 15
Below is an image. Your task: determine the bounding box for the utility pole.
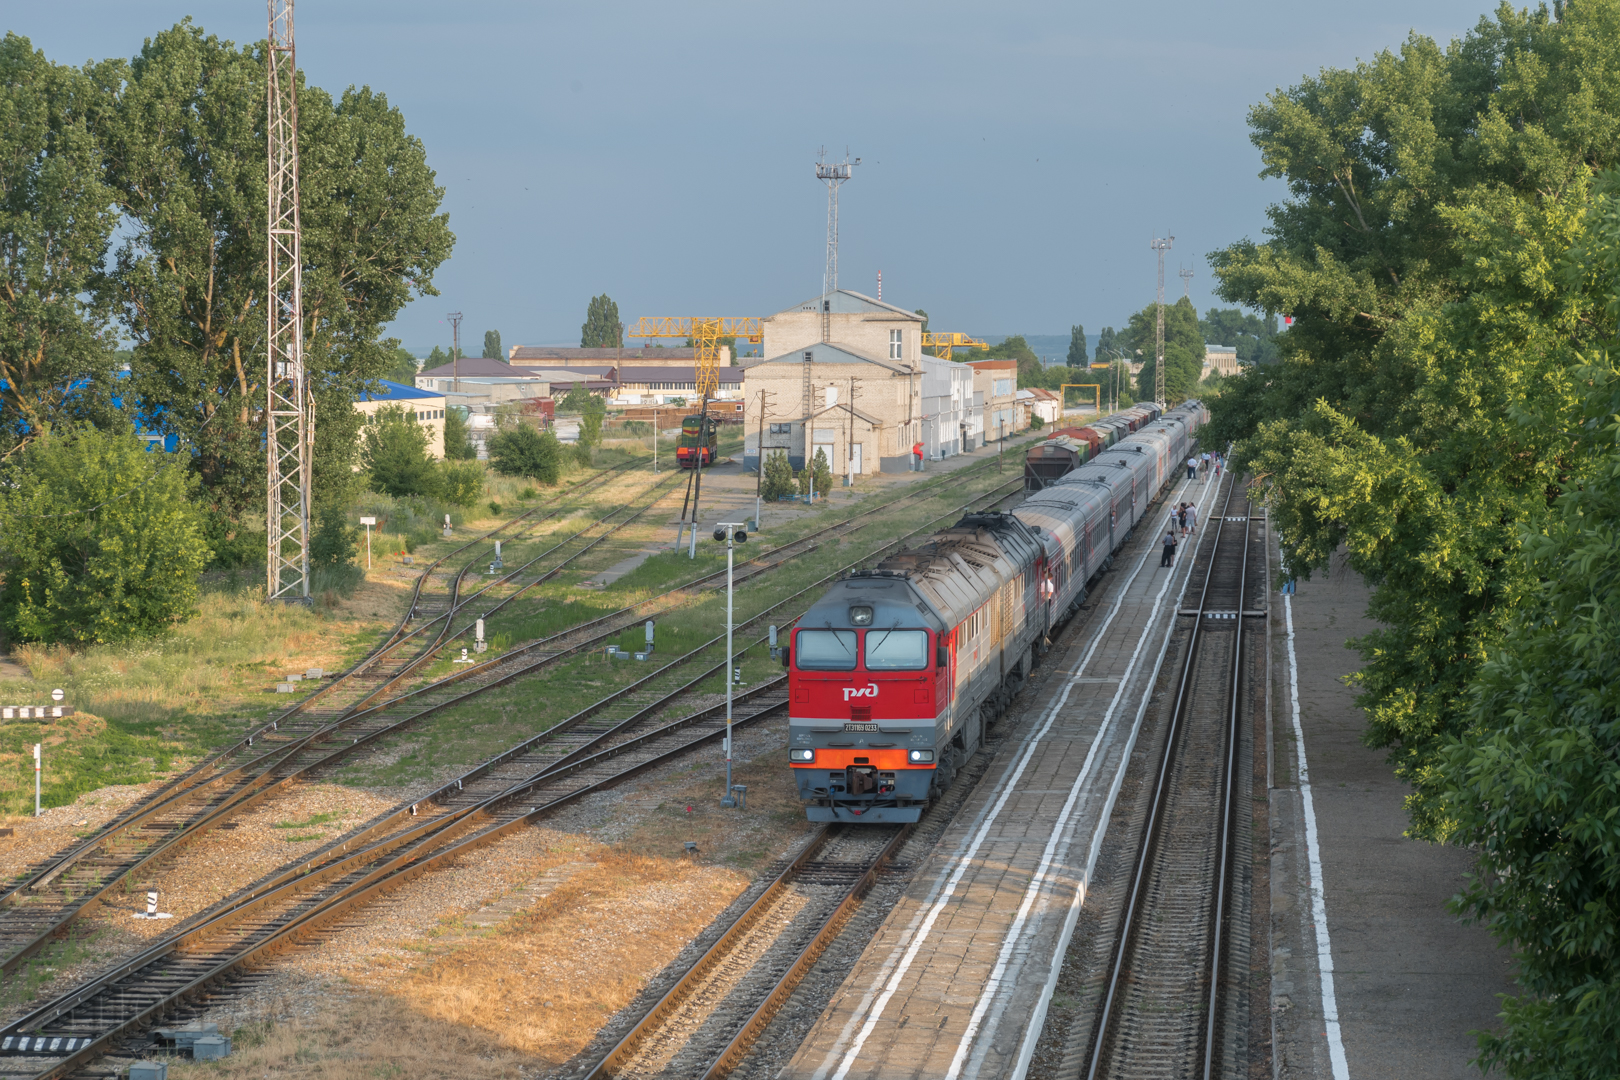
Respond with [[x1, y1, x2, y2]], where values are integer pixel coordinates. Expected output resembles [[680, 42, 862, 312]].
[[714, 522, 748, 807], [1180, 265, 1194, 298], [1151, 234, 1175, 407], [846, 376, 858, 487], [266, 0, 312, 603], [448, 311, 463, 395], [754, 389, 773, 529]]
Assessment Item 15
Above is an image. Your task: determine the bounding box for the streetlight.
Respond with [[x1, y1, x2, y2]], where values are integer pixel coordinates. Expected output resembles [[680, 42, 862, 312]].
[[713, 521, 749, 806]]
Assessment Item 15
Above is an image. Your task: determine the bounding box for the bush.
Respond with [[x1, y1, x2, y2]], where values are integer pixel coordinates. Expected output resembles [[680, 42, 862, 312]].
[[571, 441, 593, 468], [488, 424, 563, 484], [488, 501, 502, 517], [1030, 414, 1044, 430], [442, 408, 477, 460], [799, 448, 832, 498], [0, 425, 211, 645], [436, 460, 485, 507], [361, 405, 437, 497], [762, 450, 795, 500], [310, 504, 358, 567], [578, 396, 606, 448]]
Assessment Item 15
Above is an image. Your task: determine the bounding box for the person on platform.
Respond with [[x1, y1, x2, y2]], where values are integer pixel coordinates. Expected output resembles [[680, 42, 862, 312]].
[[912, 441, 925, 471], [1161, 526, 1178, 567], [1177, 502, 1189, 535], [1214, 454, 1223, 480], [1186, 502, 1198, 535], [1187, 455, 1197, 481]]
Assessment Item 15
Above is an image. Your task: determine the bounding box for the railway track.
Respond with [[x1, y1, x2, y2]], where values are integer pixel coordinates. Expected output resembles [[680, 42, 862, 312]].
[[0, 467, 1028, 1079], [584, 824, 910, 1080], [0, 460, 676, 975], [1079, 475, 1263, 1079]]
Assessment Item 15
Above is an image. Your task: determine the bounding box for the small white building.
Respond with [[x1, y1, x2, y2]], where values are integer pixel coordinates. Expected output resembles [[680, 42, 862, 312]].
[[920, 357, 974, 460]]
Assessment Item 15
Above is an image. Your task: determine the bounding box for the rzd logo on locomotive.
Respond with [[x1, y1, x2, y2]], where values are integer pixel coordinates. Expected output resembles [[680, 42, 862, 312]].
[[843, 683, 879, 702]]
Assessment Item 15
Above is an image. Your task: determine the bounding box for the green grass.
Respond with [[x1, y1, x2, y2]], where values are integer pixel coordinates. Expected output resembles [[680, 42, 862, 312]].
[[281, 832, 327, 843], [273, 811, 344, 829]]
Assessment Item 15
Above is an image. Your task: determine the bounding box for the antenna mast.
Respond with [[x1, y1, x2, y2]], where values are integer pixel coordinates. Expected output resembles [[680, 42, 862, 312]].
[[1151, 234, 1174, 407], [266, 0, 312, 602], [816, 148, 858, 341], [1179, 265, 1194, 297]]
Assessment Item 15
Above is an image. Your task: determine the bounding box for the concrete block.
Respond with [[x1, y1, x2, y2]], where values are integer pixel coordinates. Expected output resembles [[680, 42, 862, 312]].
[[276, 682, 296, 694], [129, 1062, 167, 1080]]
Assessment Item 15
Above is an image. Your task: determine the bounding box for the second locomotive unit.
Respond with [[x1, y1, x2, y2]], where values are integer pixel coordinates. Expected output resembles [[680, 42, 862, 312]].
[[786, 401, 1206, 822]]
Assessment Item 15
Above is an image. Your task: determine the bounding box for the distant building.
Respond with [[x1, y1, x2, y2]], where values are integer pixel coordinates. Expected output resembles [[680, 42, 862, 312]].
[[1020, 387, 1062, 426], [414, 356, 559, 406], [742, 290, 926, 475], [609, 366, 744, 406], [965, 358, 1022, 442], [1204, 345, 1239, 378], [509, 345, 732, 369], [354, 379, 447, 458], [921, 357, 973, 460]]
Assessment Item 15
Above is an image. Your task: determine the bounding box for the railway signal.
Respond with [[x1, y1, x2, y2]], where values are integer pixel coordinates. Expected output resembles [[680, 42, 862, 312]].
[[714, 522, 748, 807]]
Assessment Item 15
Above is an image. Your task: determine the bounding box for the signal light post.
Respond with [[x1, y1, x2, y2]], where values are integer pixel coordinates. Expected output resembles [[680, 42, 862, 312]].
[[714, 522, 748, 806]]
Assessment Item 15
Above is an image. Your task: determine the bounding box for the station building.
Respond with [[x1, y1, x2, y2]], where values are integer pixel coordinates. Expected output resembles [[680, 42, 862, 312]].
[[741, 291, 927, 475]]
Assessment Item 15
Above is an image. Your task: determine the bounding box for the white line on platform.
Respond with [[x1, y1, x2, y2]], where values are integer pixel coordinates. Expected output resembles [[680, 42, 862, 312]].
[[813, 473, 1214, 1080], [1287, 593, 1351, 1079]]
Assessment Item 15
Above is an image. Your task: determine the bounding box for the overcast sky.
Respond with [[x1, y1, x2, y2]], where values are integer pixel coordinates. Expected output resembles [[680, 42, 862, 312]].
[[15, 0, 1495, 354]]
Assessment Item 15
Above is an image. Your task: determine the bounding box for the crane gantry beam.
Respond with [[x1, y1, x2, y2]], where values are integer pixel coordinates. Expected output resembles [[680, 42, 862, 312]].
[[920, 332, 991, 360], [628, 317, 763, 399]]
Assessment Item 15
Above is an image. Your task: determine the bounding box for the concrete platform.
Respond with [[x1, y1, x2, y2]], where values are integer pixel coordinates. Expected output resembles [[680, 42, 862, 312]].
[[1268, 562, 1516, 1079], [779, 470, 1224, 1080]]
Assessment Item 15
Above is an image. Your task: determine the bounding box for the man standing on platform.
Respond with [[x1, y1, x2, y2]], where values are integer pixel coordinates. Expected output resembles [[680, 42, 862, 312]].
[[1160, 526, 1178, 567]]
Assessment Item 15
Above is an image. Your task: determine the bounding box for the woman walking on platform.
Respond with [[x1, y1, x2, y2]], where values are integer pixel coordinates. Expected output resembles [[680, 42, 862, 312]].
[[1160, 526, 1178, 567]]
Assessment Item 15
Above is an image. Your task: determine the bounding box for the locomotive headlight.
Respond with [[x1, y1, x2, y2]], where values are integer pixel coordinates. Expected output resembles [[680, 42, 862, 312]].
[[908, 749, 934, 763], [790, 748, 816, 763], [850, 605, 874, 626]]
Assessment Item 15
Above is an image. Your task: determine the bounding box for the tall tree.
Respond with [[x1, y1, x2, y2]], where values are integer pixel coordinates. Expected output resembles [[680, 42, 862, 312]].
[[913, 309, 929, 335], [93, 20, 453, 522], [1095, 325, 1118, 363], [1198, 307, 1278, 365], [1065, 324, 1088, 366], [580, 294, 619, 348], [1116, 296, 1203, 402], [482, 329, 501, 359], [0, 34, 121, 457], [426, 344, 448, 367], [980, 334, 1042, 384]]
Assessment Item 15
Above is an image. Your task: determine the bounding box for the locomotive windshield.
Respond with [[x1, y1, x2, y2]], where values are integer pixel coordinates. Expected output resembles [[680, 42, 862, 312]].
[[864, 629, 929, 670], [795, 630, 857, 670]]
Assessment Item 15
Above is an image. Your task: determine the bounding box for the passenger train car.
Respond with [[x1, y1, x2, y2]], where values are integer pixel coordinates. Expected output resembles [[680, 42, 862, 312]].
[[787, 401, 1207, 822]]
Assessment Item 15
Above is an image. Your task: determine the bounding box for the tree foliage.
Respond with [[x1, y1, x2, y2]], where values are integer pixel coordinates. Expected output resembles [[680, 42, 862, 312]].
[[488, 423, 563, 484], [0, 34, 121, 457], [442, 407, 476, 460], [1066, 324, 1087, 366], [1117, 296, 1203, 402], [914, 309, 929, 334], [94, 20, 453, 521], [580, 294, 619, 348], [975, 334, 1041, 384], [1209, 3, 1620, 835], [799, 447, 832, 498], [360, 405, 437, 498], [482, 329, 502, 360], [0, 425, 209, 645], [761, 450, 795, 500], [384, 347, 419, 383]]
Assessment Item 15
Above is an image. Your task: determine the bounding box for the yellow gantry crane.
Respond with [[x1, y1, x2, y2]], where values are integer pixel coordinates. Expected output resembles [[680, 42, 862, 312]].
[[920, 332, 991, 360], [626, 317, 763, 398]]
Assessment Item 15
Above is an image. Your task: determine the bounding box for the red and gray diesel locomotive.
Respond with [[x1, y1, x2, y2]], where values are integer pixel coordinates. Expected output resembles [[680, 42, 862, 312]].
[[786, 401, 1207, 822]]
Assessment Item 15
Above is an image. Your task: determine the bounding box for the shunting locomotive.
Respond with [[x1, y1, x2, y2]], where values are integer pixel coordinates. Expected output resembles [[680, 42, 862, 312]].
[[787, 401, 1207, 822], [675, 413, 720, 468]]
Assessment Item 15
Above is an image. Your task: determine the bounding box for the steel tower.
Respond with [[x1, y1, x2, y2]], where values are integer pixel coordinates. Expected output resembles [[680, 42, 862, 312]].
[[266, 0, 313, 602], [1151, 235, 1174, 407]]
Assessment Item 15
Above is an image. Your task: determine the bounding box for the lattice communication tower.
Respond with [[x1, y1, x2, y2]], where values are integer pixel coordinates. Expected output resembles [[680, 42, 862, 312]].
[[1151, 234, 1174, 407], [266, 0, 313, 602], [815, 148, 858, 341]]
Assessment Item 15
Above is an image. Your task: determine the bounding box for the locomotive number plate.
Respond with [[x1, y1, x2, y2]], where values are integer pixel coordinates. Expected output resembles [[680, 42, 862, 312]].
[[843, 723, 880, 732]]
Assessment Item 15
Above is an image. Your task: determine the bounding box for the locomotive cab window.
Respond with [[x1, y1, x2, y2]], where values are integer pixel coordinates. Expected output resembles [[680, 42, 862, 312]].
[[864, 629, 929, 670], [795, 630, 857, 670]]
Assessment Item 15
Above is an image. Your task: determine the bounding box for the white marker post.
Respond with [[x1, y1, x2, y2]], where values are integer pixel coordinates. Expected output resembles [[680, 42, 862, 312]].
[[33, 743, 41, 816], [359, 517, 376, 569], [475, 617, 487, 654], [714, 523, 748, 807]]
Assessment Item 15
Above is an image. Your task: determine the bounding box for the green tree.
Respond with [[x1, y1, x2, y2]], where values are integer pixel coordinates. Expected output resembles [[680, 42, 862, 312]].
[[577, 395, 606, 449], [1066, 324, 1088, 366], [442, 407, 476, 460], [309, 503, 357, 567], [1434, 357, 1620, 1079], [914, 309, 929, 334], [482, 329, 502, 359], [799, 447, 832, 498], [761, 450, 795, 500], [95, 20, 453, 522], [1207, 2, 1620, 844], [0, 34, 122, 457], [979, 334, 1042, 384], [1116, 297, 1202, 402], [1095, 326, 1118, 363], [581, 294, 620, 348], [0, 425, 210, 645], [435, 459, 484, 507], [385, 347, 419, 383], [360, 405, 437, 498], [488, 423, 562, 484], [427, 345, 449, 367], [560, 385, 594, 413]]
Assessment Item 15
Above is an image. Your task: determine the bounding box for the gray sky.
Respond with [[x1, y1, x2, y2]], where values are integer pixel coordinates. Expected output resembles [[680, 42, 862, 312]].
[[15, 1, 1493, 354]]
